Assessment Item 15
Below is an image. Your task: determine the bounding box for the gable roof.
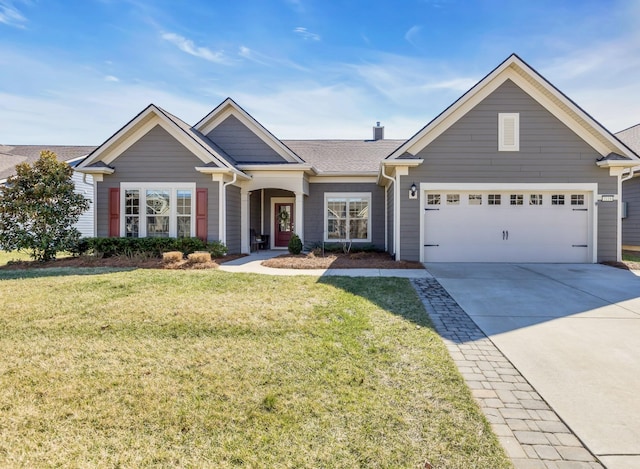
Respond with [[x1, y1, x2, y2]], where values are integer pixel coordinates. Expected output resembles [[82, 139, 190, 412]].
[[0, 145, 95, 181], [387, 54, 640, 163], [194, 98, 304, 164], [77, 104, 237, 172]]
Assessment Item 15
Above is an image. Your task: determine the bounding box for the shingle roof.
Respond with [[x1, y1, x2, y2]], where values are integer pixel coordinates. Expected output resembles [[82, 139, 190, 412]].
[[0, 145, 96, 180], [282, 140, 405, 173], [616, 123, 640, 155]]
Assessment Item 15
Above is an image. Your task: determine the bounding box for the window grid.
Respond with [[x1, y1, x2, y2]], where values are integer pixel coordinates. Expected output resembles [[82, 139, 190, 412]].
[[530, 194, 543, 206], [510, 194, 524, 206], [427, 194, 441, 205], [468, 194, 482, 205], [326, 196, 370, 241], [571, 194, 585, 206], [552, 194, 565, 206], [124, 190, 140, 238], [488, 194, 501, 205], [446, 194, 460, 205]]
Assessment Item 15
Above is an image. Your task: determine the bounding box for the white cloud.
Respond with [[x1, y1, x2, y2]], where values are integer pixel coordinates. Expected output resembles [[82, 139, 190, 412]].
[[104, 75, 119, 82], [0, 0, 26, 28], [404, 25, 421, 47], [293, 27, 320, 41], [238, 45, 309, 72], [161, 32, 230, 64]]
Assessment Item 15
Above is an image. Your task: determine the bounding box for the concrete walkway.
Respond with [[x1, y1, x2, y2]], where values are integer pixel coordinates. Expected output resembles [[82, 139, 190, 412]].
[[424, 263, 640, 469], [218, 250, 431, 278]]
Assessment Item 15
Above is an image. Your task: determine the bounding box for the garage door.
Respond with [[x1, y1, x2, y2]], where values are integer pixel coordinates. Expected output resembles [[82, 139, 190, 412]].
[[423, 190, 591, 262]]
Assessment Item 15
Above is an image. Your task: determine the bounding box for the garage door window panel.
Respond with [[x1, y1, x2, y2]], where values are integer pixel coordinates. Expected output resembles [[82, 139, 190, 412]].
[[488, 194, 501, 205], [530, 194, 543, 206], [446, 194, 460, 205], [510, 194, 524, 206], [552, 194, 565, 205], [469, 194, 482, 205], [427, 194, 441, 205], [571, 194, 585, 206]]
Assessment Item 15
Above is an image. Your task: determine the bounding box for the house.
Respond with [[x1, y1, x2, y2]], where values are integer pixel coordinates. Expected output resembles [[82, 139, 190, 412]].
[[0, 145, 96, 237], [76, 54, 640, 263], [617, 123, 640, 251]]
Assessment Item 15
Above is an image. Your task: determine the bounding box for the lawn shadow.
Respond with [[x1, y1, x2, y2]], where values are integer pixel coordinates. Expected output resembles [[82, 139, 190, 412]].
[[315, 276, 436, 330], [0, 266, 136, 280]]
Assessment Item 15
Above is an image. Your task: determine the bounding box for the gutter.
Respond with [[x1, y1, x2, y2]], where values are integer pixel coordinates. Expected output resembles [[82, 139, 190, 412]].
[[220, 173, 237, 244], [380, 166, 395, 255]]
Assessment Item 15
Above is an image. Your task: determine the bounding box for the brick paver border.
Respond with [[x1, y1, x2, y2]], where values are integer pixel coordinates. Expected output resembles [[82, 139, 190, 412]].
[[412, 278, 604, 469]]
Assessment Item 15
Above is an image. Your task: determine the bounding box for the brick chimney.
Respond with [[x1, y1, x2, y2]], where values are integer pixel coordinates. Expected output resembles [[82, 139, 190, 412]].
[[373, 121, 384, 140]]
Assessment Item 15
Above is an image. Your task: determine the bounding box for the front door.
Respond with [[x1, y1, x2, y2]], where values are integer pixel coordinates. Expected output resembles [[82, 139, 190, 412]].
[[274, 203, 294, 247]]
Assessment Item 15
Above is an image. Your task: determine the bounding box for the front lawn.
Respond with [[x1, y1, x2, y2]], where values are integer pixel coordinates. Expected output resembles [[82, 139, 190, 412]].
[[0, 269, 510, 468]]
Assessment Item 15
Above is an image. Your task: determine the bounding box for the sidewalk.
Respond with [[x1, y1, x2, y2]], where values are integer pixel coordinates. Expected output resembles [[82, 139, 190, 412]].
[[218, 250, 431, 278]]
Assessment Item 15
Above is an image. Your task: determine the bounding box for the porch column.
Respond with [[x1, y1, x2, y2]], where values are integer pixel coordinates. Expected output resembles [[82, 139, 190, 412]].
[[295, 191, 304, 245], [240, 189, 250, 254]]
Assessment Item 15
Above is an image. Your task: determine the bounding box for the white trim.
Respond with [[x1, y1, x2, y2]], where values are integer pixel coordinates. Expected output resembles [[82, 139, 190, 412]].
[[270, 197, 295, 249], [238, 163, 315, 173], [323, 192, 372, 243], [119, 182, 196, 238], [309, 176, 377, 183], [498, 113, 520, 151], [419, 182, 598, 263]]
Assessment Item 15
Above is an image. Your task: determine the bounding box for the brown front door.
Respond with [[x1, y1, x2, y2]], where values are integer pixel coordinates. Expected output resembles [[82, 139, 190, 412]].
[[274, 203, 294, 247]]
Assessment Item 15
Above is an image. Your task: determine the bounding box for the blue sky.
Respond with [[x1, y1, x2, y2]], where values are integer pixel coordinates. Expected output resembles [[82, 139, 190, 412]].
[[1, 0, 639, 144]]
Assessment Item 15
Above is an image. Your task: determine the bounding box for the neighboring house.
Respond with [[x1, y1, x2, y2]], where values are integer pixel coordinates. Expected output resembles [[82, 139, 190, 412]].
[[617, 123, 640, 251], [74, 54, 639, 263], [0, 145, 96, 237]]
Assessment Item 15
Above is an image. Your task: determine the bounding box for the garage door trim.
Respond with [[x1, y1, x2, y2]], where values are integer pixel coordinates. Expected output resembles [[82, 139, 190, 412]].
[[418, 182, 598, 263]]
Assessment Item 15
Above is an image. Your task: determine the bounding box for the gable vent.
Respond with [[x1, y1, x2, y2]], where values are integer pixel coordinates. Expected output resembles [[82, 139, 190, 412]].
[[499, 113, 519, 151]]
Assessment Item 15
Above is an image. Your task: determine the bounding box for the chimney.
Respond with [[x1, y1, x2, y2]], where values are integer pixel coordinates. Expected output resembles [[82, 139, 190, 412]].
[[373, 121, 384, 141]]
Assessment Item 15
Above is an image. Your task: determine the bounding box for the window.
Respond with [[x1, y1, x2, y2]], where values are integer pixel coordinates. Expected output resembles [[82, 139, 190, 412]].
[[551, 194, 565, 205], [446, 194, 460, 205], [510, 194, 524, 205], [488, 194, 501, 205], [121, 183, 195, 238], [124, 190, 140, 237], [498, 113, 520, 151], [468, 194, 482, 205], [427, 194, 441, 205], [571, 194, 585, 206], [529, 194, 543, 205], [325, 193, 371, 242]]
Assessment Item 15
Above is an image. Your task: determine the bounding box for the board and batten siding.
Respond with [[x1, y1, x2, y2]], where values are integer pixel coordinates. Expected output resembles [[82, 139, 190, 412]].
[[623, 178, 640, 248], [225, 185, 241, 253], [304, 182, 385, 249], [72, 171, 94, 237], [206, 115, 287, 164], [96, 124, 220, 240], [400, 79, 617, 262]]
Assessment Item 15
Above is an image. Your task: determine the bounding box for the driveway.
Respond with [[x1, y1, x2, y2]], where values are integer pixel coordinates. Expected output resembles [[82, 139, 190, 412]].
[[425, 263, 640, 469]]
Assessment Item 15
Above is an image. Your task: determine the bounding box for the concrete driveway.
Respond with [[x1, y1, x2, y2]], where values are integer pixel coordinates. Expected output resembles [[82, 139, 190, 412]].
[[425, 263, 640, 469]]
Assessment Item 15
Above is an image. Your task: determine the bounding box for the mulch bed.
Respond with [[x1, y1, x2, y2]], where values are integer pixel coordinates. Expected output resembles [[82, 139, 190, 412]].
[[261, 251, 424, 270], [0, 254, 246, 271]]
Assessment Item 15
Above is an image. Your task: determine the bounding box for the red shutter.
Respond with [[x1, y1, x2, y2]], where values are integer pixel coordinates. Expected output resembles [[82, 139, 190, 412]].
[[196, 188, 208, 241], [109, 188, 120, 237]]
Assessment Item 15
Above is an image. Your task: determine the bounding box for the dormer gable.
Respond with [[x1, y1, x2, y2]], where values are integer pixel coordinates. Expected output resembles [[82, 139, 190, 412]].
[[194, 98, 304, 164]]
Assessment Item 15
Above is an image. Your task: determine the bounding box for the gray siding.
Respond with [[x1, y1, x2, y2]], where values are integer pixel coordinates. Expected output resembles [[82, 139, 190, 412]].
[[249, 191, 262, 235], [96, 124, 220, 240], [304, 183, 385, 249], [623, 177, 640, 247], [226, 185, 241, 253], [207, 115, 287, 164], [72, 171, 94, 237], [400, 79, 617, 262], [386, 185, 394, 255]]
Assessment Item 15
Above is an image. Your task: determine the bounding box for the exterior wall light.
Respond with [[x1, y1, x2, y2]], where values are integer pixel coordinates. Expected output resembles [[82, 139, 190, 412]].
[[409, 182, 418, 199]]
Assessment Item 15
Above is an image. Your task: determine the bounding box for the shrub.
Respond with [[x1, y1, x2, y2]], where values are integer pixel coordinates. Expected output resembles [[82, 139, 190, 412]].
[[207, 240, 228, 258], [187, 251, 212, 264], [163, 251, 184, 263], [288, 233, 303, 255]]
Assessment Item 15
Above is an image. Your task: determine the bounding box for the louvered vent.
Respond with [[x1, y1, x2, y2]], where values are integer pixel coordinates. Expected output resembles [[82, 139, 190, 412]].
[[498, 113, 520, 151]]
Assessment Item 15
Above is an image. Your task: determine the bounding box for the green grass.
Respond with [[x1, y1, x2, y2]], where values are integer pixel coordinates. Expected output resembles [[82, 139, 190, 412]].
[[0, 269, 511, 468], [0, 249, 32, 265], [623, 250, 640, 263]]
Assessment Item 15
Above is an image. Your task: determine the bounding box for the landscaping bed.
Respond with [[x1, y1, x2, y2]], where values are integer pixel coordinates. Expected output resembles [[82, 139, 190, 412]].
[[262, 251, 425, 269]]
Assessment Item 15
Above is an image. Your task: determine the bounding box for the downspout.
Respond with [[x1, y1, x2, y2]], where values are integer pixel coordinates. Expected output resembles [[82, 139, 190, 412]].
[[380, 165, 395, 256], [221, 173, 237, 244]]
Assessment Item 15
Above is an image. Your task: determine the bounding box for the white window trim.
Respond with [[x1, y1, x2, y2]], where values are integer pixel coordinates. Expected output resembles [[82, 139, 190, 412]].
[[120, 182, 196, 238], [498, 112, 520, 151], [324, 192, 372, 243]]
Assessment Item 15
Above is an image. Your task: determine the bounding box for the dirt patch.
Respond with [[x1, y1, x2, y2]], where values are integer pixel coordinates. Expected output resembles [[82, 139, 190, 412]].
[[601, 251, 640, 271], [0, 254, 246, 271], [261, 252, 424, 270]]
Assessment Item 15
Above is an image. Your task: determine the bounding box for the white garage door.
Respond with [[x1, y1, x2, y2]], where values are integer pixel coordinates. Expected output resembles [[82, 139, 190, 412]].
[[423, 190, 591, 262]]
